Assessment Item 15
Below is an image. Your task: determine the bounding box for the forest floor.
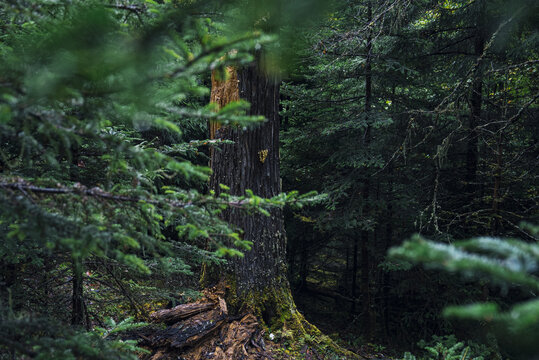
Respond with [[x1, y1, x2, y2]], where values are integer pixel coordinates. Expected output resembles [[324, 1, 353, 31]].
[[127, 287, 395, 360]]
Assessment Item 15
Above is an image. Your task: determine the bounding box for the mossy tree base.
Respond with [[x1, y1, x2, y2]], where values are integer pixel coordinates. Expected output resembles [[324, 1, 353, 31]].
[[134, 283, 361, 360], [222, 279, 361, 359]]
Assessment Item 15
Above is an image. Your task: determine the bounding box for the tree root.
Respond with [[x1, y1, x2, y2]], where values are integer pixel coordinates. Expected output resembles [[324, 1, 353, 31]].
[[127, 286, 362, 359]]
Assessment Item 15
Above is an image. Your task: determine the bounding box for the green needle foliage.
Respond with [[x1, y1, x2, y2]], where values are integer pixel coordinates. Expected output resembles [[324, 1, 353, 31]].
[[281, 0, 537, 349], [390, 224, 539, 359], [0, 0, 317, 358]]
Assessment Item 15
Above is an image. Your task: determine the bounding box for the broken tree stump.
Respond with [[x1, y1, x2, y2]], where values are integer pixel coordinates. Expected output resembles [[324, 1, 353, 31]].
[[150, 298, 227, 350], [124, 288, 276, 360]]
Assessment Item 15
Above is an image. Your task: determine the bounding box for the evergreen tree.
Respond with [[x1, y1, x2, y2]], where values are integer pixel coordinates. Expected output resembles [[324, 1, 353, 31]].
[[0, 0, 290, 357], [390, 225, 539, 359], [282, 0, 537, 346]]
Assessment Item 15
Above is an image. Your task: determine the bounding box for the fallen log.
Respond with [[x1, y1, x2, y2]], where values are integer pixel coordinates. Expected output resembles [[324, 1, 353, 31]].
[[126, 289, 277, 359], [151, 309, 227, 349], [150, 302, 216, 325], [150, 296, 227, 349]]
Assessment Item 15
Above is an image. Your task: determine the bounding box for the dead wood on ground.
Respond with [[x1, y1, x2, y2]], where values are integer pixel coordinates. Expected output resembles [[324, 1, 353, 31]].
[[127, 288, 273, 360]]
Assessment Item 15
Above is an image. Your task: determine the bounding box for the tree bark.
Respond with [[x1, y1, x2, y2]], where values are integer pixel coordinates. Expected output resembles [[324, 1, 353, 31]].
[[383, 164, 393, 342], [360, 187, 372, 338], [207, 52, 295, 326], [491, 131, 503, 235], [71, 258, 84, 326], [465, 0, 486, 205], [351, 236, 359, 313], [359, 0, 375, 339]]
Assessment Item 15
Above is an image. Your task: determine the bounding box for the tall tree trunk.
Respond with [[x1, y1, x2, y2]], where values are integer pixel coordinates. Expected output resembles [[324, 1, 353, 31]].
[[383, 163, 394, 342], [210, 51, 284, 293], [351, 236, 359, 313], [491, 131, 503, 235], [359, 0, 375, 340], [465, 0, 486, 207], [207, 52, 301, 327], [360, 187, 372, 338], [71, 258, 84, 326]]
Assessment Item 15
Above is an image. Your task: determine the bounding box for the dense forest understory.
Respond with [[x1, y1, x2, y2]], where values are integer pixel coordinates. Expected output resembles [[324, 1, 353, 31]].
[[0, 0, 537, 359]]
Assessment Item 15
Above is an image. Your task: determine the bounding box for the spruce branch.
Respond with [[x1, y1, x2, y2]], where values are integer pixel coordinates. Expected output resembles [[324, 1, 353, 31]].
[[0, 178, 316, 211]]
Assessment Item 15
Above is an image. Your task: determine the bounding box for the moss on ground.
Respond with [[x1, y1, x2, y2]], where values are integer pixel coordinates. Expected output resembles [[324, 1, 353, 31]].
[[222, 278, 361, 359]]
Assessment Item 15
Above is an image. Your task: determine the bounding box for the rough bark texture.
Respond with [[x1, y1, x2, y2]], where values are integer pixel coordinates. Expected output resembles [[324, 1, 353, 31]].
[[209, 52, 287, 301], [150, 302, 216, 325]]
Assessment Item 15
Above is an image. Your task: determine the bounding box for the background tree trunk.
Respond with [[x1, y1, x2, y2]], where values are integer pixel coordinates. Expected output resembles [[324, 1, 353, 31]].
[[360, 0, 375, 339], [465, 0, 486, 208], [71, 258, 84, 326]]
